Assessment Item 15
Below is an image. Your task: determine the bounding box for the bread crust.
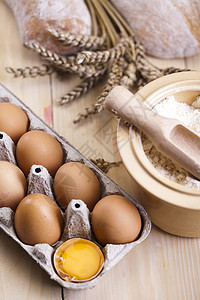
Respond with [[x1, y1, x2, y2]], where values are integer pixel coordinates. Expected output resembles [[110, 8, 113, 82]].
[[111, 0, 200, 58], [5, 0, 92, 55]]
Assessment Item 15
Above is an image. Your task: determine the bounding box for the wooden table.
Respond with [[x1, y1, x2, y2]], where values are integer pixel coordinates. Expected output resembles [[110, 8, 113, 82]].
[[1, 2, 200, 299]]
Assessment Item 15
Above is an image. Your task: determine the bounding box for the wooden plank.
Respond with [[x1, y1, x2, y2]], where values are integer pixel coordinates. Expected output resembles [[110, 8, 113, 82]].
[[0, 2, 53, 126], [0, 2, 61, 299], [186, 52, 200, 71], [0, 230, 61, 300]]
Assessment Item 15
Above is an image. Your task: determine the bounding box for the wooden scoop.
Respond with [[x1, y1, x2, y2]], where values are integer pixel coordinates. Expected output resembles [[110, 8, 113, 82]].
[[105, 85, 200, 180]]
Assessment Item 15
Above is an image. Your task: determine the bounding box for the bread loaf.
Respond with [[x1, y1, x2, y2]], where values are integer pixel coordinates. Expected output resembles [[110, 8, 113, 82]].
[[111, 0, 200, 58], [4, 0, 91, 55]]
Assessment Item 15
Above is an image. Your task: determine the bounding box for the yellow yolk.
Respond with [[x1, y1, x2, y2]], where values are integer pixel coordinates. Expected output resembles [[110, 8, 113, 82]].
[[57, 240, 103, 281]]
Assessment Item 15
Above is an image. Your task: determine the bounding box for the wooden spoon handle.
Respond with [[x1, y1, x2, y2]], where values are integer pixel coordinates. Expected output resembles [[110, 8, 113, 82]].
[[105, 86, 163, 136]]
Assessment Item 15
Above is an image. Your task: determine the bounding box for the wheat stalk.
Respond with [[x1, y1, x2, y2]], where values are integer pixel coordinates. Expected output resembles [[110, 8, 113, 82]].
[[120, 62, 137, 89], [73, 56, 125, 123], [57, 79, 96, 105], [25, 42, 100, 78], [48, 28, 106, 50], [163, 67, 191, 75], [96, 56, 125, 107], [90, 158, 121, 173], [6, 64, 54, 78], [75, 37, 129, 64], [57, 67, 107, 105]]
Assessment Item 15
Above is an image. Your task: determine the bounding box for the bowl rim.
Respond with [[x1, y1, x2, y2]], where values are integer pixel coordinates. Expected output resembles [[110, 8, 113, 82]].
[[117, 71, 200, 210]]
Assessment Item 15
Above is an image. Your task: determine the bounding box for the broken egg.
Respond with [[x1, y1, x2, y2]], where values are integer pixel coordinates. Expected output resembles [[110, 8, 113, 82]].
[[54, 238, 104, 282], [14, 193, 63, 246], [91, 195, 142, 246]]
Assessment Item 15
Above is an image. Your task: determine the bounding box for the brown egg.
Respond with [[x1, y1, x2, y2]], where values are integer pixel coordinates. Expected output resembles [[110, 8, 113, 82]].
[[16, 130, 64, 177], [0, 161, 27, 210], [14, 193, 63, 246], [54, 162, 101, 210], [0, 102, 29, 144], [91, 195, 142, 246]]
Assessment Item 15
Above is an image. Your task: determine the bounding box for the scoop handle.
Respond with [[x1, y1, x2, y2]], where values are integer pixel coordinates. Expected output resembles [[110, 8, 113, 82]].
[[104, 86, 162, 136]]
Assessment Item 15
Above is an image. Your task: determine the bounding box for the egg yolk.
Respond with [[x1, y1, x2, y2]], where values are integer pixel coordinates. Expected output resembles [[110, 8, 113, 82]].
[[58, 241, 102, 281]]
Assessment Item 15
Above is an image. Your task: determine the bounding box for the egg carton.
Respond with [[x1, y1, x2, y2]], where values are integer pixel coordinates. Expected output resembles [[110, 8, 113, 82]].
[[0, 83, 151, 290]]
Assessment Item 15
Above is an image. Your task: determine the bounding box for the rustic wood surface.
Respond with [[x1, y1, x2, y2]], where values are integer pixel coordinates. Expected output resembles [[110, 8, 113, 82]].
[[0, 1, 200, 300]]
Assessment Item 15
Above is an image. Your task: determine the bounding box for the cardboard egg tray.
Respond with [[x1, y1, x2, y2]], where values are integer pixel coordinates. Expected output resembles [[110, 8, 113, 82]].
[[0, 83, 151, 290]]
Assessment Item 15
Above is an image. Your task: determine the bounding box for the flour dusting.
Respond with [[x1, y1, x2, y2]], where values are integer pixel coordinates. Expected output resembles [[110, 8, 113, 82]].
[[142, 95, 200, 189]]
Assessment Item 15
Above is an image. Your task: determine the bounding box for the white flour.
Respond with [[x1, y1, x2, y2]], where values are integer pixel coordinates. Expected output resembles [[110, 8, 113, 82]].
[[142, 96, 200, 189]]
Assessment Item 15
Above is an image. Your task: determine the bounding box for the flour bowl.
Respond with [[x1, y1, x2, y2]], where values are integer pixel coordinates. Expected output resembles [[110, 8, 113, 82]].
[[117, 71, 200, 237]]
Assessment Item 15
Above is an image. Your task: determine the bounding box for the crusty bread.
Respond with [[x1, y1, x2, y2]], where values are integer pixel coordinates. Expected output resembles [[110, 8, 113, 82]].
[[111, 0, 200, 58], [4, 0, 91, 55]]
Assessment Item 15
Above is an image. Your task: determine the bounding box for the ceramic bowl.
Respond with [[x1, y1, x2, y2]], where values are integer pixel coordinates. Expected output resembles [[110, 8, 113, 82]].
[[117, 71, 200, 237]]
